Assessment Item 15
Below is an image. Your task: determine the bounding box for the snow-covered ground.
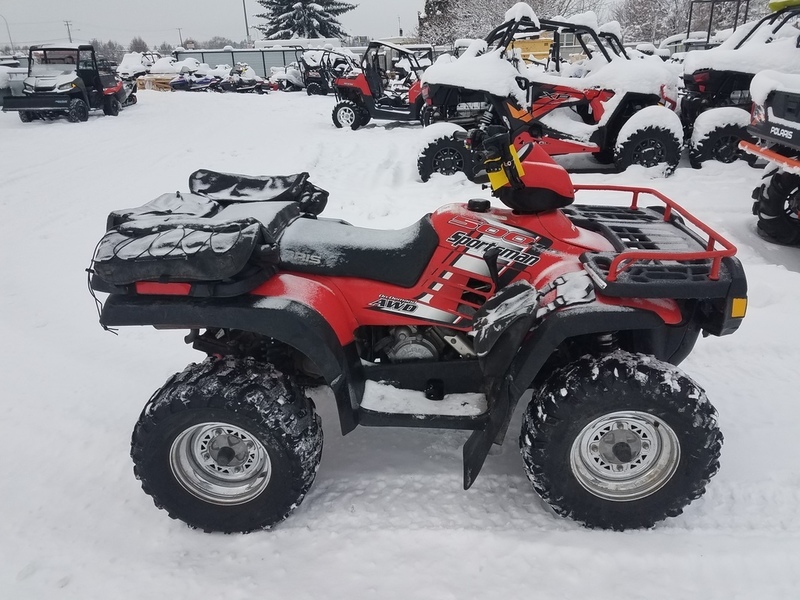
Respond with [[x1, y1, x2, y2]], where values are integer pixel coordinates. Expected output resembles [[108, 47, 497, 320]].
[[1, 91, 799, 599]]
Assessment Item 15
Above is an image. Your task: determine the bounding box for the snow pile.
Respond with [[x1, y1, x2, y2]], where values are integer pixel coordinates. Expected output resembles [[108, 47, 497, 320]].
[[196, 64, 231, 78], [2, 88, 800, 600], [505, 2, 539, 25], [683, 16, 800, 75], [751, 69, 800, 104], [0, 66, 9, 90], [148, 57, 179, 74], [691, 107, 751, 147], [422, 49, 528, 107], [599, 20, 622, 40], [117, 53, 147, 77], [557, 10, 600, 32]]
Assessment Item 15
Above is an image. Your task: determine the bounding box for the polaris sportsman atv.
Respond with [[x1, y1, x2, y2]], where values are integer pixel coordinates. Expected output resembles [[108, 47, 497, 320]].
[[682, 0, 800, 167], [740, 70, 800, 243], [3, 44, 134, 122], [331, 41, 428, 130], [88, 120, 747, 533], [418, 8, 682, 181]]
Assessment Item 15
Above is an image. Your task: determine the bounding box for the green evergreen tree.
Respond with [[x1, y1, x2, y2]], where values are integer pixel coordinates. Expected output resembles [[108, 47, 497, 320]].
[[255, 0, 357, 39]]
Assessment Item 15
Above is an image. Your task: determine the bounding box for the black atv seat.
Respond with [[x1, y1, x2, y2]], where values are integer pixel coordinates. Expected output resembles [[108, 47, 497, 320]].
[[278, 216, 439, 288]]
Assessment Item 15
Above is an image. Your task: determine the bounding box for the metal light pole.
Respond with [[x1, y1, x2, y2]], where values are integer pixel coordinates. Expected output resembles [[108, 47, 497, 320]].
[[0, 14, 14, 53], [242, 0, 251, 46]]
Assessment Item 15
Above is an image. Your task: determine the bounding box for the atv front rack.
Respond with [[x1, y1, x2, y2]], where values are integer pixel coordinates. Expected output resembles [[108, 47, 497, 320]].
[[567, 185, 739, 298]]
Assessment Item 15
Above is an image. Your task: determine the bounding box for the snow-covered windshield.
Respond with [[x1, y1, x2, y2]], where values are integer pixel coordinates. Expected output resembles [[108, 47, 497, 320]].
[[30, 49, 81, 76]]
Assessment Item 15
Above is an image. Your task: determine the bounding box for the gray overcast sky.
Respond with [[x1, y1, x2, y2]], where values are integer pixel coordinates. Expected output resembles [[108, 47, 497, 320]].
[[0, 0, 426, 48]]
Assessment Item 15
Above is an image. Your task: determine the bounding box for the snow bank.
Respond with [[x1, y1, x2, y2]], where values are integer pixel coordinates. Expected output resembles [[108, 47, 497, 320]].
[[751, 69, 800, 104]]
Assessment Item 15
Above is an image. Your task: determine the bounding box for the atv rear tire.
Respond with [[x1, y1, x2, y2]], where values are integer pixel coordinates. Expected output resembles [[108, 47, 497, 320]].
[[359, 107, 372, 127], [131, 357, 323, 533], [103, 96, 121, 116], [520, 351, 722, 530], [689, 123, 752, 168], [418, 135, 476, 182], [753, 171, 800, 245], [67, 98, 89, 123], [332, 100, 361, 130]]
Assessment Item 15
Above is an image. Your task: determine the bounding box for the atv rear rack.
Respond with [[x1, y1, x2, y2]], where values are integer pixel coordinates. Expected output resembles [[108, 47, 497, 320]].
[[567, 185, 739, 298]]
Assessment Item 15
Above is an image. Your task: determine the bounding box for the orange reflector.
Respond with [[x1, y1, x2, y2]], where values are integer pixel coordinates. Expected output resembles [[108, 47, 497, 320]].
[[731, 298, 747, 318]]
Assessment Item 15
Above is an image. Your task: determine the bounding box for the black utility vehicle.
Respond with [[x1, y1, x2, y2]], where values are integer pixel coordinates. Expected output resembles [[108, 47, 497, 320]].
[[2, 44, 134, 123]]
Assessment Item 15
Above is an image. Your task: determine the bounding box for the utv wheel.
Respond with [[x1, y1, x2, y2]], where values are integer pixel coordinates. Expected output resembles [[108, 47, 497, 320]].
[[306, 82, 324, 96], [359, 107, 372, 126], [127, 93, 138, 105], [332, 100, 361, 130], [614, 126, 681, 175], [754, 171, 800, 245], [67, 98, 89, 123], [689, 123, 752, 168], [18, 110, 34, 123], [418, 135, 476, 182], [131, 357, 323, 533], [103, 96, 121, 116], [520, 351, 722, 530]]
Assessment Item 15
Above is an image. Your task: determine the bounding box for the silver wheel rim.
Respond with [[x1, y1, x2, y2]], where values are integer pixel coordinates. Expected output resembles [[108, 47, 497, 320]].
[[338, 106, 355, 126], [170, 422, 271, 505], [570, 410, 680, 502]]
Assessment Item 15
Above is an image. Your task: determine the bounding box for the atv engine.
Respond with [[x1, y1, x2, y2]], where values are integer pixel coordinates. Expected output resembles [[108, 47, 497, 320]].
[[376, 326, 474, 363]]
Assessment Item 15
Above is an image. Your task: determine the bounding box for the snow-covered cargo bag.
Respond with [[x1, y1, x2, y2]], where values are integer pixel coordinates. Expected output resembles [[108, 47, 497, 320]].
[[90, 171, 327, 297]]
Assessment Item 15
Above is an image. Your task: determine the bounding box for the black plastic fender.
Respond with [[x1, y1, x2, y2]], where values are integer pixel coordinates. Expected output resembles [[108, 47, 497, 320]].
[[100, 293, 362, 434], [463, 304, 667, 489]]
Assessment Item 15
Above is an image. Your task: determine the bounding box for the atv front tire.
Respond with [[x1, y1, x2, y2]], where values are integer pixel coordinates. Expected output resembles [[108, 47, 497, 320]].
[[332, 100, 361, 130], [418, 135, 476, 182], [520, 351, 722, 530], [131, 357, 323, 533], [306, 82, 324, 96], [103, 96, 121, 116], [753, 171, 800, 245], [67, 98, 89, 123]]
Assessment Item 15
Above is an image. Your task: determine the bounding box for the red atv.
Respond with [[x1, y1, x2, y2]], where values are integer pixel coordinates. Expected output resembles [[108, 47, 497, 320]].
[[331, 40, 429, 129], [89, 130, 747, 533], [418, 12, 682, 180]]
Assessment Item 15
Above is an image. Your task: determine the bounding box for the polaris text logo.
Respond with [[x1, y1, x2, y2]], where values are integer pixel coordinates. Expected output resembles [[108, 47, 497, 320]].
[[369, 295, 418, 313], [770, 126, 795, 140], [282, 249, 322, 265]]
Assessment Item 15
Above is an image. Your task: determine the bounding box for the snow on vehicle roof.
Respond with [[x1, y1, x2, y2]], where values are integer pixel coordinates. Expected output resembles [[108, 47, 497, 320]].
[[505, 2, 539, 26], [599, 21, 622, 40], [373, 40, 420, 55], [751, 69, 800, 104], [553, 11, 600, 32], [682, 16, 800, 76], [424, 42, 677, 107]]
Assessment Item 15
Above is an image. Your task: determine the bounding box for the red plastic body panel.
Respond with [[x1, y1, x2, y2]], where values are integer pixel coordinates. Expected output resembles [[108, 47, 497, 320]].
[[335, 73, 372, 98], [408, 80, 421, 106]]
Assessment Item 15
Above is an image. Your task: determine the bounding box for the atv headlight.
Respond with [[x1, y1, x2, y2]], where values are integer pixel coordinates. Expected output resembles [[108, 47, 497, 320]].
[[58, 82, 76, 91]]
